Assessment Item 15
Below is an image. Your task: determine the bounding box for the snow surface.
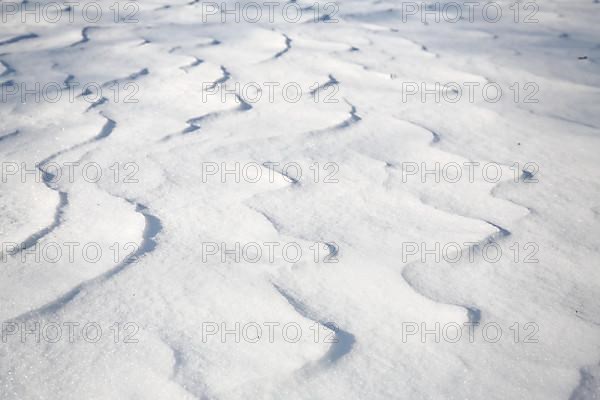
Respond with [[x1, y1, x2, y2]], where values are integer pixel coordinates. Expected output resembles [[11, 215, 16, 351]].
[[1, 0, 600, 399]]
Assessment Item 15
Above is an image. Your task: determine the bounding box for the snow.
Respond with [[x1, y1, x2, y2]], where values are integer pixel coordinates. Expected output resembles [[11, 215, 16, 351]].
[[1, 0, 600, 399]]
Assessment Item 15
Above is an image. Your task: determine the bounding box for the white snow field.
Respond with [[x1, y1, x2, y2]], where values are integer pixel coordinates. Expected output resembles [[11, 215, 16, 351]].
[[1, 0, 600, 398]]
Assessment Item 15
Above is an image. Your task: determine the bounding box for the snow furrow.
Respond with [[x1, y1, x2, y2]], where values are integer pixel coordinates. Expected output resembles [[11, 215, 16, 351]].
[[273, 34, 292, 59], [208, 65, 231, 90], [308, 99, 362, 135], [0, 60, 16, 78], [7, 115, 116, 257], [0, 129, 19, 143], [69, 27, 95, 48], [273, 284, 356, 367], [0, 33, 38, 47], [6, 192, 69, 255], [309, 74, 339, 97], [6, 201, 162, 322], [180, 57, 204, 73]]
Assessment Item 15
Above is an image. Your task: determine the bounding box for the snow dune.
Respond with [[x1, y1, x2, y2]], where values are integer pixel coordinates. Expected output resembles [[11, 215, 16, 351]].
[[1, 0, 599, 398]]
